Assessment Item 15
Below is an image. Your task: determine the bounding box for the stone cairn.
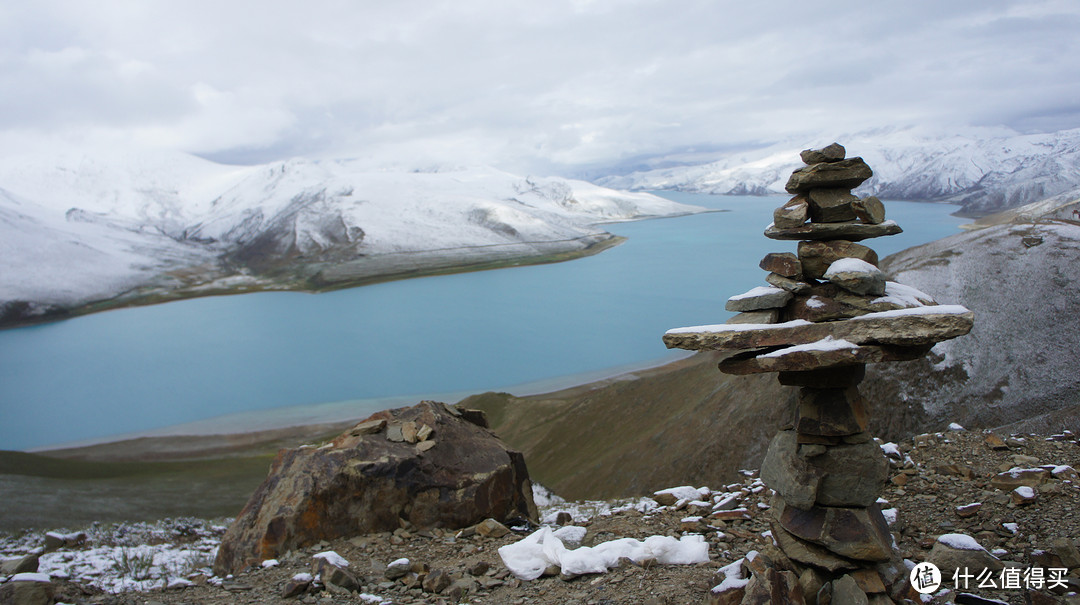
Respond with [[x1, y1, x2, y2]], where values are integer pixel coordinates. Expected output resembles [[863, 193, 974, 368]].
[[663, 143, 974, 604]]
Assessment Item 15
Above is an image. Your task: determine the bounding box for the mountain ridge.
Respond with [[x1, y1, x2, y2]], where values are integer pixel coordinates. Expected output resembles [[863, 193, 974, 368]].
[[597, 126, 1080, 217]]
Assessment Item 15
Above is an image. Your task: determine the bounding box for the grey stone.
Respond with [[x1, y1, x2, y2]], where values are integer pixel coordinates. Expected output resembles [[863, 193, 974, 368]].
[[0, 578, 54, 605], [926, 536, 1004, 574], [824, 259, 887, 296], [0, 554, 38, 575], [774, 196, 809, 229], [717, 342, 932, 375], [761, 431, 888, 508], [807, 188, 859, 223], [769, 520, 859, 573], [830, 575, 868, 605], [663, 305, 974, 352], [726, 309, 781, 325], [800, 143, 846, 164], [765, 273, 812, 295], [765, 220, 903, 242], [725, 286, 793, 312], [795, 387, 869, 437], [785, 157, 873, 193]]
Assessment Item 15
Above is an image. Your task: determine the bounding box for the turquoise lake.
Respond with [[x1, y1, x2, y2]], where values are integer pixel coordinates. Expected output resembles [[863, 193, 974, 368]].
[[0, 193, 968, 451]]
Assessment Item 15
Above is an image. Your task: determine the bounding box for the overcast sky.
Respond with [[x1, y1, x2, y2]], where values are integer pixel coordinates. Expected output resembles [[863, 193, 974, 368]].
[[2, 0, 1079, 174]]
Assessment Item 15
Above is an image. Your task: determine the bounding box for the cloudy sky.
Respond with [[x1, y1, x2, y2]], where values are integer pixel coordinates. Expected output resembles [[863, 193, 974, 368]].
[[2, 0, 1079, 174]]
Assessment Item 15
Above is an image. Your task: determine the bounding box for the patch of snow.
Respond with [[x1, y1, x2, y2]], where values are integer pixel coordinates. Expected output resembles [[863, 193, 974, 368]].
[[1002, 523, 1019, 534], [261, 559, 279, 568], [665, 319, 812, 335], [728, 286, 786, 301], [881, 508, 899, 526], [292, 572, 314, 582], [937, 533, 986, 551], [873, 281, 934, 309], [759, 336, 858, 358], [805, 296, 826, 309], [851, 305, 971, 321], [498, 527, 708, 581], [653, 486, 705, 502], [552, 526, 587, 548], [11, 572, 51, 582], [532, 483, 566, 508], [1014, 486, 1036, 498], [824, 257, 880, 276], [312, 551, 349, 568], [880, 442, 901, 458], [948, 422, 965, 431]]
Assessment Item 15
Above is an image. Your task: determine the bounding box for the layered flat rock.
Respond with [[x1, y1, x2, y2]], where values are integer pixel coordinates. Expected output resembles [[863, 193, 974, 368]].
[[761, 430, 888, 509], [773, 196, 809, 229], [718, 339, 931, 374], [785, 157, 873, 193], [775, 499, 894, 562], [852, 196, 886, 224], [765, 272, 812, 295], [664, 305, 974, 352], [765, 220, 902, 242]]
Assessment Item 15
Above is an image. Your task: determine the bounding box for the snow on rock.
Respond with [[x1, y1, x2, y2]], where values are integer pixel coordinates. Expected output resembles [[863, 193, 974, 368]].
[[824, 257, 879, 276], [497, 527, 709, 581], [312, 551, 349, 568], [936, 533, 986, 551], [759, 336, 857, 358]]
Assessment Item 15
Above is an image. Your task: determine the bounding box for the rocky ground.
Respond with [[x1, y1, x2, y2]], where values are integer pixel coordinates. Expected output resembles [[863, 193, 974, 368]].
[[2, 427, 1079, 605]]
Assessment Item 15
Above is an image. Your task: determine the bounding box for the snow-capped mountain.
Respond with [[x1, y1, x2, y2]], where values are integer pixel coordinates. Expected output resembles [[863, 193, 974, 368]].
[[598, 126, 1080, 216], [0, 144, 702, 326]]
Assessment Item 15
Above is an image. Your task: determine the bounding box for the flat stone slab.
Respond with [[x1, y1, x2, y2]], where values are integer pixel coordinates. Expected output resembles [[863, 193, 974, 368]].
[[664, 305, 974, 352], [718, 340, 931, 374], [765, 220, 902, 242]]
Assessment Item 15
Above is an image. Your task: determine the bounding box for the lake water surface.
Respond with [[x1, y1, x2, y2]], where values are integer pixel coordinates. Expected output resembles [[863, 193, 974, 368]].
[[0, 194, 967, 450]]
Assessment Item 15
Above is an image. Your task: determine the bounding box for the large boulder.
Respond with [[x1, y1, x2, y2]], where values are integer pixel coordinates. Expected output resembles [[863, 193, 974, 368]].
[[213, 400, 537, 575]]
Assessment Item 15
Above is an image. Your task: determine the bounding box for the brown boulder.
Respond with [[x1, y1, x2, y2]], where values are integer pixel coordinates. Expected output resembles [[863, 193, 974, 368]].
[[774, 196, 810, 229], [213, 400, 537, 575], [760, 252, 803, 279]]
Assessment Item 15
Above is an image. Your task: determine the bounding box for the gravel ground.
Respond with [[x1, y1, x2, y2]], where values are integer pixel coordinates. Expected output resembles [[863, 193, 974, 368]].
[[3, 427, 1079, 605]]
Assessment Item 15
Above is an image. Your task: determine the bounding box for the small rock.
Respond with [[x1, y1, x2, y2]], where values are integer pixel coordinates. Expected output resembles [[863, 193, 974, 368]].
[[1010, 485, 1038, 505], [759, 252, 803, 278], [955, 502, 983, 518], [800, 143, 846, 164], [852, 196, 886, 224], [774, 196, 809, 229], [474, 518, 511, 538], [422, 568, 452, 594]]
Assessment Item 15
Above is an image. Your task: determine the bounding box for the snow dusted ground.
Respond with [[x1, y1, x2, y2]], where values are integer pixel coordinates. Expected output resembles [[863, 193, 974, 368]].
[[0, 140, 703, 321]]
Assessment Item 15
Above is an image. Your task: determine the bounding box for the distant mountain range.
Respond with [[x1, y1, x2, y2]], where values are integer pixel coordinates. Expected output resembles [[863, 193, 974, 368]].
[[0, 144, 702, 327], [597, 126, 1080, 217]]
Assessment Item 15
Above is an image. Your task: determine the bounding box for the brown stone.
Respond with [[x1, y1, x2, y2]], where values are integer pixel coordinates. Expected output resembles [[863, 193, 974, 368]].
[[760, 252, 803, 278], [795, 387, 869, 437], [778, 365, 866, 388], [800, 143, 846, 164], [401, 421, 419, 443], [770, 520, 859, 572], [797, 241, 878, 280], [742, 567, 806, 605], [850, 569, 887, 594], [282, 578, 311, 598], [926, 536, 1003, 574], [663, 306, 974, 352], [775, 196, 810, 229], [785, 293, 867, 323], [474, 518, 511, 538], [707, 580, 748, 605], [348, 419, 387, 436], [852, 196, 886, 224], [776, 500, 895, 562], [1010, 486, 1038, 505], [213, 400, 537, 575], [766, 273, 813, 295], [764, 220, 902, 242], [314, 557, 360, 591], [990, 467, 1049, 490], [785, 157, 873, 193], [807, 189, 859, 223], [955, 503, 982, 518], [984, 433, 1009, 450], [934, 463, 974, 479], [422, 569, 452, 594]]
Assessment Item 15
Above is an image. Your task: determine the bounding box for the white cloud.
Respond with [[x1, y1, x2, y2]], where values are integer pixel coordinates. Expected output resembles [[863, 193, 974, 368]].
[[2, 0, 1079, 172]]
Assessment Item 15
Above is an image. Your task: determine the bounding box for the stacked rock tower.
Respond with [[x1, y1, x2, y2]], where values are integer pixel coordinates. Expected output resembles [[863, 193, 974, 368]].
[[663, 144, 973, 603]]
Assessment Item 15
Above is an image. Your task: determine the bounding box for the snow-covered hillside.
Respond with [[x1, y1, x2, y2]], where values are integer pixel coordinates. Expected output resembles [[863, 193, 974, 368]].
[[0, 144, 702, 326], [598, 126, 1080, 216]]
